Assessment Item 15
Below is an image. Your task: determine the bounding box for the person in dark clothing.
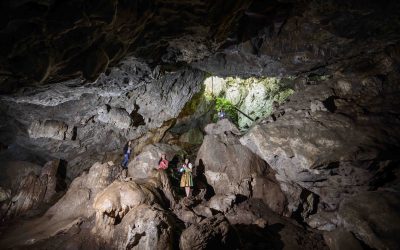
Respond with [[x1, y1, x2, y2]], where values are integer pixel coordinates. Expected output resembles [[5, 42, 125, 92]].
[[121, 141, 132, 169]]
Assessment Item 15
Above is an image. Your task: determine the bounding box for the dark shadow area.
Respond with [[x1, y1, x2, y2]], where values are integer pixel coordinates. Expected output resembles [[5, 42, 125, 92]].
[[56, 159, 68, 192], [166, 154, 186, 198], [192, 159, 215, 200], [130, 103, 145, 127], [322, 96, 337, 113], [235, 194, 248, 204], [71, 126, 78, 141], [369, 160, 400, 190], [291, 189, 319, 225], [234, 223, 285, 250]]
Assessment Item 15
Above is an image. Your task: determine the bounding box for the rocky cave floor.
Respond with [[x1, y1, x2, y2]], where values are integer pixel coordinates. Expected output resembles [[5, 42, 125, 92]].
[[0, 120, 331, 250]]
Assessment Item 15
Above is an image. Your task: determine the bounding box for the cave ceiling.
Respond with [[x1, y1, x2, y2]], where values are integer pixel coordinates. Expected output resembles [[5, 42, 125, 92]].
[[1, 0, 399, 93]]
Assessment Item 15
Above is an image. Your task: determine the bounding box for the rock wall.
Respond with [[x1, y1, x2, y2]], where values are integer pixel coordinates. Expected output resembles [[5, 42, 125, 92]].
[[240, 47, 400, 248], [0, 58, 205, 178]]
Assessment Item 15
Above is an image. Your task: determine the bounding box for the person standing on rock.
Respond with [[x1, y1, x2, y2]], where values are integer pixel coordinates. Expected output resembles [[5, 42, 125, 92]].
[[121, 141, 132, 169], [218, 108, 225, 120], [158, 153, 169, 170], [180, 158, 193, 197]]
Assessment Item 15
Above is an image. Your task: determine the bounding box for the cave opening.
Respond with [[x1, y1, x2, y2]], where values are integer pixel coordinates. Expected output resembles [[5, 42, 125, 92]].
[[201, 76, 295, 130]]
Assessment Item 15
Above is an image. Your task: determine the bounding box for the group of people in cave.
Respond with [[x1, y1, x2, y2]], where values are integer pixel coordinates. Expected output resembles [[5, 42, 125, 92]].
[[121, 141, 194, 197]]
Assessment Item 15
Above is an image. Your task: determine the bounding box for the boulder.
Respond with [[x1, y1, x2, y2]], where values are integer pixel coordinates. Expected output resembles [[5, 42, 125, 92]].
[[251, 176, 287, 215], [0, 161, 123, 248], [208, 194, 236, 213], [323, 229, 363, 250], [92, 168, 180, 249], [306, 211, 338, 231], [93, 180, 162, 236], [174, 207, 203, 225], [114, 204, 176, 250], [147, 169, 178, 209], [192, 204, 213, 218], [197, 120, 286, 214], [128, 143, 183, 179], [203, 119, 241, 136], [225, 199, 329, 250], [179, 214, 239, 250], [338, 191, 400, 249]]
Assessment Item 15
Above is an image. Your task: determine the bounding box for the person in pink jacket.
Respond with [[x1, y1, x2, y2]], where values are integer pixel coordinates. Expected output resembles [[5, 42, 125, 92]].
[[158, 153, 168, 170]]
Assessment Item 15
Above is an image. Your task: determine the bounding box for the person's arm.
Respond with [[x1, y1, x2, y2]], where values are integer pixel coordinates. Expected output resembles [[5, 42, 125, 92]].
[[187, 163, 193, 172]]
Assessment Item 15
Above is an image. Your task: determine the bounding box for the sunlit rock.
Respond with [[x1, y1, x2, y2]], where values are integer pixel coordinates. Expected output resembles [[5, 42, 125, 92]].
[[93, 180, 161, 238], [114, 204, 176, 250]]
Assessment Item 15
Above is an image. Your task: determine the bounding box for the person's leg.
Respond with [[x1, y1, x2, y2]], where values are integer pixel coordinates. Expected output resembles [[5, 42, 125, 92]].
[[122, 155, 128, 169], [121, 158, 126, 167], [185, 187, 190, 197]]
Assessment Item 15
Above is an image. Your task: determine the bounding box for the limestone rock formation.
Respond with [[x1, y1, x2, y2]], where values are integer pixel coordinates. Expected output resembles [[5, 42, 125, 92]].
[[208, 194, 236, 213], [113, 204, 176, 250], [226, 199, 328, 250], [251, 175, 287, 215], [197, 119, 265, 196], [196, 119, 286, 214], [204, 76, 294, 129], [337, 191, 400, 250], [93, 180, 162, 234], [0, 57, 204, 179], [178, 128, 204, 147], [0, 161, 122, 248], [0, 161, 42, 193], [179, 214, 239, 250], [0, 0, 400, 249], [128, 143, 183, 179], [5, 160, 63, 218], [92, 167, 179, 249], [239, 46, 400, 247], [323, 229, 363, 250], [6, 172, 47, 218]]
